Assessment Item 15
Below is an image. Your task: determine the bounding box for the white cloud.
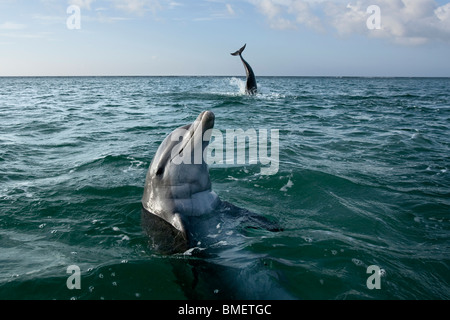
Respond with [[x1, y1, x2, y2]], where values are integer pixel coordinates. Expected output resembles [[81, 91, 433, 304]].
[[226, 3, 235, 15], [327, 0, 450, 44], [0, 22, 27, 30], [168, 1, 183, 9], [436, 2, 450, 20], [192, 1, 239, 22], [248, 0, 323, 30], [68, 0, 95, 9], [247, 0, 450, 44], [0, 31, 53, 40], [111, 0, 162, 14]]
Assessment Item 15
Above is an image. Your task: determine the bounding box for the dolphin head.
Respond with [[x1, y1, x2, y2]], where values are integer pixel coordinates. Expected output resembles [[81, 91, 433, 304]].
[[142, 111, 220, 240]]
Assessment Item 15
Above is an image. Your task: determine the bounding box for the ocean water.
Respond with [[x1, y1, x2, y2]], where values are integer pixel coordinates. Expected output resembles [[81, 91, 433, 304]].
[[0, 76, 449, 300]]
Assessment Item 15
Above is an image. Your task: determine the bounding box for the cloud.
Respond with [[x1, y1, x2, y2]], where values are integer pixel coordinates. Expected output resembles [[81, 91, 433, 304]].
[[226, 3, 235, 15], [0, 22, 27, 30], [66, 0, 164, 14], [192, 2, 238, 22], [168, 1, 183, 9], [247, 0, 450, 44], [248, 0, 324, 31], [111, 0, 162, 14], [324, 0, 450, 45], [0, 31, 53, 40], [68, 0, 95, 9]]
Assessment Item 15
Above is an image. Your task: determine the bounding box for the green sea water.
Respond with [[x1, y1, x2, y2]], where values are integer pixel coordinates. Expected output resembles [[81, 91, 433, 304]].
[[0, 76, 449, 299]]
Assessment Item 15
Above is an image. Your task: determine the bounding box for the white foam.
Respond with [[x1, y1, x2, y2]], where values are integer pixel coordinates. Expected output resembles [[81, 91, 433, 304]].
[[229, 77, 246, 95], [351, 258, 364, 266], [183, 247, 206, 255], [302, 236, 313, 243], [280, 178, 294, 192]]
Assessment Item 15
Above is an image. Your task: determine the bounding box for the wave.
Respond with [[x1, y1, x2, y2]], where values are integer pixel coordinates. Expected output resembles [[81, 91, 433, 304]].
[[71, 154, 146, 172], [228, 77, 247, 95], [1, 76, 449, 300]]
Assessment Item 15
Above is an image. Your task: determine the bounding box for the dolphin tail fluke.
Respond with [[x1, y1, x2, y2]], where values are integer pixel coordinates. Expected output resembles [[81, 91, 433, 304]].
[[231, 44, 246, 56]]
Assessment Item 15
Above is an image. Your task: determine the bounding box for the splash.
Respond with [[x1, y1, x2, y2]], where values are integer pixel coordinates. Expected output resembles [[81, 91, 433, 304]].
[[229, 77, 246, 95], [280, 176, 294, 192], [228, 77, 285, 100]]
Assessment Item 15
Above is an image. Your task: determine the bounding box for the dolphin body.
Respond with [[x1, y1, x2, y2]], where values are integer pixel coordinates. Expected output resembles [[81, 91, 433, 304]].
[[141, 111, 280, 254], [231, 44, 257, 95], [141, 111, 293, 299]]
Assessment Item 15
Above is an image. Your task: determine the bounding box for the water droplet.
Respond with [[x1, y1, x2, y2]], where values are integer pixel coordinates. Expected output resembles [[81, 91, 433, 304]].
[[352, 258, 364, 266], [303, 237, 313, 243]]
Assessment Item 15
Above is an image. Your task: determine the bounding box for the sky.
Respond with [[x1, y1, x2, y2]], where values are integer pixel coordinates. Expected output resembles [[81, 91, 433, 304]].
[[0, 0, 450, 77]]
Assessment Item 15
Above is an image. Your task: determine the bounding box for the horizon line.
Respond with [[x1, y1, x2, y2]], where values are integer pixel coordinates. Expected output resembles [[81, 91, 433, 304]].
[[1, 75, 449, 79]]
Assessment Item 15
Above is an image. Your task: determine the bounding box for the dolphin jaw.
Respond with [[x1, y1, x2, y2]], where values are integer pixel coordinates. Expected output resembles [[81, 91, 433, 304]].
[[142, 111, 218, 228], [171, 213, 186, 234]]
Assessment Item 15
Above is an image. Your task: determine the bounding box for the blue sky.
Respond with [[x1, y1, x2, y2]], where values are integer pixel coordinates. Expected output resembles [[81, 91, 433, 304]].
[[1, 0, 450, 76]]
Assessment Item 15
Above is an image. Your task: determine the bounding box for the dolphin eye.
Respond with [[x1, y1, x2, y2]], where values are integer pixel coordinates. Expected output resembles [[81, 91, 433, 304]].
[[156, 166, 164, 176]]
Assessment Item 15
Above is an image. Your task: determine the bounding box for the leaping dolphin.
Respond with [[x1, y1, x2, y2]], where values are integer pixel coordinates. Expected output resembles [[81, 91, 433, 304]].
[[231, 44, 257, 95], [141, 111, 280, 254]]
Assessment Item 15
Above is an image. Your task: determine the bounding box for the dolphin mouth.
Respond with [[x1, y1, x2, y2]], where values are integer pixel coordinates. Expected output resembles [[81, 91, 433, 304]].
[[170, 111, 215, 163]]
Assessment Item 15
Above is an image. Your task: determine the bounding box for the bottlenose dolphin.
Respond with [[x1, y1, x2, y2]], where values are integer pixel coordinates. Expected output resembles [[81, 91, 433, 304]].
[[141, 111, 280, 254], [231, 44, 257, 95]]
